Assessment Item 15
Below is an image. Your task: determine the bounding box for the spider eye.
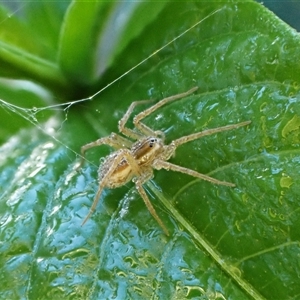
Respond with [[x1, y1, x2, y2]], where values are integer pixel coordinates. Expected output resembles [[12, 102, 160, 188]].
[[149, 138, 157, 147], [149, 138, 157, 148]]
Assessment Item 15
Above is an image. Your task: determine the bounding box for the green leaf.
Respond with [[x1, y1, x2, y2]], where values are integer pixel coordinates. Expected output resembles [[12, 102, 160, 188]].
[[59, 1, 168, 85], [1, 1, 300, 299], [0, 1, 69, 95]]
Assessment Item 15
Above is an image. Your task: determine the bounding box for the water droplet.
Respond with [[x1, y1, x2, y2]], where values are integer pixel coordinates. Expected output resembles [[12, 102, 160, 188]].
[[280, 174, 293, 188]]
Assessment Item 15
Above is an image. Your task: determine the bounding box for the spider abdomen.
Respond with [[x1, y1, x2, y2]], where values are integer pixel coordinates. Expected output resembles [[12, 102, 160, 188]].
[[98, 151, 134, 188]]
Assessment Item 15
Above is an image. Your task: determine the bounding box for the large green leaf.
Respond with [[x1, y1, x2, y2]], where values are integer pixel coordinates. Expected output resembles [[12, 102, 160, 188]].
[[0, 1, 69, 93], [1, 1, 300, 299], [59, 1, 168, 85]]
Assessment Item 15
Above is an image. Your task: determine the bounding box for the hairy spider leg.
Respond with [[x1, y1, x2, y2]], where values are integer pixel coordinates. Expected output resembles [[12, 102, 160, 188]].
[[134, 178, 170, 236], [151, 121, 251, 187], [133, 86, 199, 136], [118, 99, 155, 140], [153, 159, 235, 187], [173, 121, 251, 147], [77, 133, 133, 170], [119, 87, 198, 139], [81, 149, 140, 226]]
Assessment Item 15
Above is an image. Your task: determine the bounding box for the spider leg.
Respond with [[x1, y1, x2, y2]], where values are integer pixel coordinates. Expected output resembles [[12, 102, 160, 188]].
[[134, 179, 169, 236], [81, 177, 106, 226], [153, 160, 235, 187], [118, 99, 154, 140], [77, 133, 132, 170], [133, 87, 198, 136], [173, 121, 251, 147]]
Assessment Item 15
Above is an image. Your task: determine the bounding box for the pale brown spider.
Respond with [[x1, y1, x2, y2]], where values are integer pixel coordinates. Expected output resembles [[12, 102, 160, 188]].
[[77, 87, 250, 235]]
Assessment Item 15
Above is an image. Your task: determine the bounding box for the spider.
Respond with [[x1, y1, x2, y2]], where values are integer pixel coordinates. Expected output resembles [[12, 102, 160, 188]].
[[77, 87, 251, 235]]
